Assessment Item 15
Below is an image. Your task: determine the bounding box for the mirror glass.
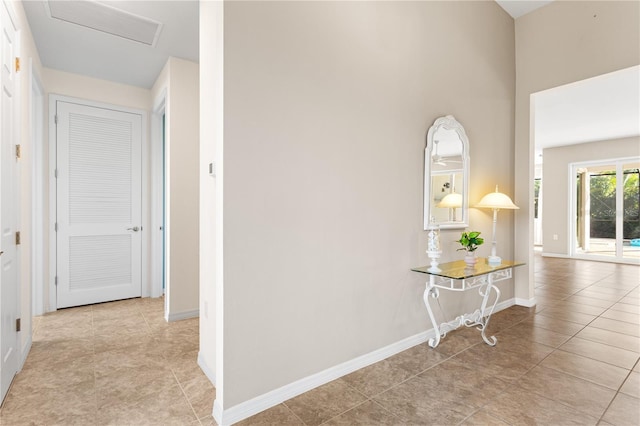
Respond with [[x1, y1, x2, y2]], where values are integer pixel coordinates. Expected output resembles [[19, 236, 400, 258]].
[[424, 115, 469, 229]]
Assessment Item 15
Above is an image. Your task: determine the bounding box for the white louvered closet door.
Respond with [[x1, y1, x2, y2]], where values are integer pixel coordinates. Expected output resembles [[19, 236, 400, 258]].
[[56, 101, 142, 309]]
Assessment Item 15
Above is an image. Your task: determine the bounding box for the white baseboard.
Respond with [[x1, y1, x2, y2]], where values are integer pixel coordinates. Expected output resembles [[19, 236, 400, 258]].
[[198, 351, 216, 387], [541, 252, 572, 259], [541, 252, 639, 265], [213, 400, 225, 425], [515, 297, 536, 307], [213, 329, 433, 425], [19, 335, 32, 371], [495, 297, 515, 312], [212, 299, 518, 425], [166, 309, 199, 322]]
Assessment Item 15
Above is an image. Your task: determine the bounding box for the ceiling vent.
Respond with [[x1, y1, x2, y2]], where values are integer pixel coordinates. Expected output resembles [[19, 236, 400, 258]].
[[46, 0, 163, 46]]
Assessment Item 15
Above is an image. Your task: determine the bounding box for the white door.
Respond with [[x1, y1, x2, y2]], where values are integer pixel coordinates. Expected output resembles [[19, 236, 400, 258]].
[[56, 101, 142, 308], [0, 0, 19, 402]]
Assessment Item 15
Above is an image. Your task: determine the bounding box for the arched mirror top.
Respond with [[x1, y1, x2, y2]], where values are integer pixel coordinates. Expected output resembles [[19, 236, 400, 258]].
[[424, 115, 470, 230]]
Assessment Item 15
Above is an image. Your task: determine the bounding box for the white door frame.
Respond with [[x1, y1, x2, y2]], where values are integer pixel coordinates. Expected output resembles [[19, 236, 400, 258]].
[[48, 94, 150, 311], [569, 157, 640, 264], [29, 60, 44, 316], [150, 90, 166, 300]]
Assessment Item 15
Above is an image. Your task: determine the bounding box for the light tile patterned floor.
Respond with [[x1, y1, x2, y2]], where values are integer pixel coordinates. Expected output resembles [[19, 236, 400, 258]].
[[0, 297, 215, 425], [2, 255, 639, 425]]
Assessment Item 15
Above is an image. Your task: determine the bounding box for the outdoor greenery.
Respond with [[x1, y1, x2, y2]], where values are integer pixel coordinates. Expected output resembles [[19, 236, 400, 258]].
[[534, 179, 541, 219], [589, 169, 640, 239]]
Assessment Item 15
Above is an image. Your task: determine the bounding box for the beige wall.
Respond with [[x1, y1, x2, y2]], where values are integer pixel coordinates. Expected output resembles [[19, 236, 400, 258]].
[[514, 1, 640, 299], [152, 57, 200, 318], [542, 136, 640, 255], [44, 68, 152, 111], [215, 0, 515, 411]]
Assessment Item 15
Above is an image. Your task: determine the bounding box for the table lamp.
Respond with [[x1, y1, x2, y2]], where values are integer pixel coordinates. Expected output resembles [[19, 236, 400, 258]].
[[475, 186, 519, 266], [437, 192, 462, 221]]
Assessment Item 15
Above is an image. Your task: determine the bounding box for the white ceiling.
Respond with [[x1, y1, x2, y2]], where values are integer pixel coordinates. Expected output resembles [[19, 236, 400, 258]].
[[495, 0, 555, 19], [24, 0, 198, 89], [533, 66, 640, 162]]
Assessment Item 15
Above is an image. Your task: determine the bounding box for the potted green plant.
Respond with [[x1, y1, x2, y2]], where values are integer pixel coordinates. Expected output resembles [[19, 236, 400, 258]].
[[457, 231, 484, 266]]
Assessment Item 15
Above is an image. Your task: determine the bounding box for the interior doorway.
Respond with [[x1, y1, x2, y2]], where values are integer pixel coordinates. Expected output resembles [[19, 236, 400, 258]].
[[150, 93, 167, 302], [50, 96, 144, 308], [531, 66, 640, 269]]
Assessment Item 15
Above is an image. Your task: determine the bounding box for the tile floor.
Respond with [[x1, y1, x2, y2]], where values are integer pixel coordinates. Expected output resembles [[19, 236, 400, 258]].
[[0, 297, 216, 425], [239, 255, 640, 426], [1, 255, 638, 425]]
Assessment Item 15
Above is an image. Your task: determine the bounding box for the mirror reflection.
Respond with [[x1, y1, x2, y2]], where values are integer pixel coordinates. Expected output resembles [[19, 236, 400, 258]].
[[424, 116, 469, 229]]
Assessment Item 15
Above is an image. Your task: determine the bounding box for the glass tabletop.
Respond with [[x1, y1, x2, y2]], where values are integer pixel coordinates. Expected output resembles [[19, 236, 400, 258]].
[[411, 258, 525, 280]]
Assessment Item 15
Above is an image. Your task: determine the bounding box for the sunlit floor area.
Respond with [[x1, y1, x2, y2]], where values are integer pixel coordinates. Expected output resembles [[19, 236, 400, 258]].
[[1, 255, 639, 425], [576, 238, 640, 260]]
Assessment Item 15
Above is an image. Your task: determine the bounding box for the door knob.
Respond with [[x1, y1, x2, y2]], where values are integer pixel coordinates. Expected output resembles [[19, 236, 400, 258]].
[[127, 226, 140, 232]]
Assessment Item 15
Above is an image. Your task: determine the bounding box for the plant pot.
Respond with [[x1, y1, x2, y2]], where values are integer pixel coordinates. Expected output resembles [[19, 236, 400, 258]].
[[464, 253, 478, 267]]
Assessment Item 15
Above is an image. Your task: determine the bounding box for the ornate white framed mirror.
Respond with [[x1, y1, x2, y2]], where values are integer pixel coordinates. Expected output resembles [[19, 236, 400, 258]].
[[424, 115, 470, 229]]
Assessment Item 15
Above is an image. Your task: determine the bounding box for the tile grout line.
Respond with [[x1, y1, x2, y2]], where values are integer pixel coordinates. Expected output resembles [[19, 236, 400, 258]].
[[596, 358, 640, 424], [318, 378, 379, 425], [281, 400, 312, 426], [456, 312, 562, 426], [530, 281, 638, 423], [279, 308, 537, 424], [296, 344, 463, 425], [330, 311, 535, 424], [463, 272, 635, 424], [173, 369, 202, 424], [318, 397, 406, 426], [535, 355, 630, 393], [554, 343, 638, 371]]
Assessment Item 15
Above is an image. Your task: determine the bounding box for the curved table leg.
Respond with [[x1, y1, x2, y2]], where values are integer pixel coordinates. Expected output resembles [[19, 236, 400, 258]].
[[478, 281, 501, 346], [423, 280, 442, 348]]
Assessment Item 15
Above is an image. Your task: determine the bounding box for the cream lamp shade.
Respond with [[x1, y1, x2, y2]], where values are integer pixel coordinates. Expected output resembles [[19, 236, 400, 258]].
[[475, 186, 519, 266], [437, 193, 463, 208], [476, 189, 519, 210]]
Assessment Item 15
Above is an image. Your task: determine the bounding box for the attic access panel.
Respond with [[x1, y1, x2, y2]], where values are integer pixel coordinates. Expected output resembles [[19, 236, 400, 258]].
[[47, 0, 162, 46]]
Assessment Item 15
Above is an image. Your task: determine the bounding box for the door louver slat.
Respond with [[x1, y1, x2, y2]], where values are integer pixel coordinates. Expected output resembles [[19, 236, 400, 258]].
[[69, 235, 132, 290], [68, 113, 132, 224]]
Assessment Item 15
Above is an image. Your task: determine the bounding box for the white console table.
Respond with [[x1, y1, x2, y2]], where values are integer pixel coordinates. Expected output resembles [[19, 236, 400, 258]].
[[411, 259, 524, 348]]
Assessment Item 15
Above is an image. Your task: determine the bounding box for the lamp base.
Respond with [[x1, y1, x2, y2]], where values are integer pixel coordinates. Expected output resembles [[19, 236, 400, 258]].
[[487, 255, 502, 266], [427, 253, 442, 273]]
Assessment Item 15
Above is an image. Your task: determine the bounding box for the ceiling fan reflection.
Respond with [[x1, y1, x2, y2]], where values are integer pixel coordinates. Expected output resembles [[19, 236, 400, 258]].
[[432, 140, 462, 166]]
